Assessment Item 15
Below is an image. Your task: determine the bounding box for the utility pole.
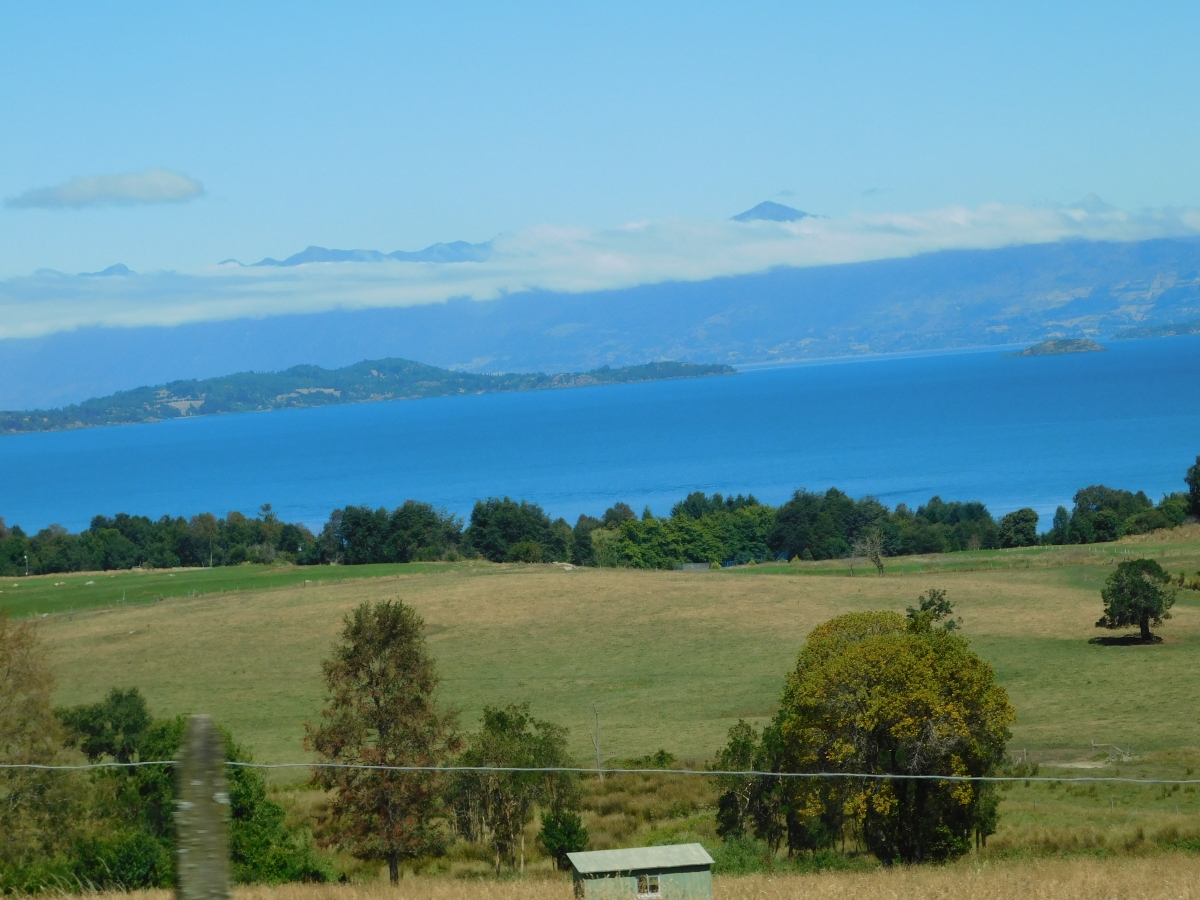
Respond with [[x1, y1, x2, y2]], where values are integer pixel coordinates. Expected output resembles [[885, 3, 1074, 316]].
[[591, 702, 603, 781]]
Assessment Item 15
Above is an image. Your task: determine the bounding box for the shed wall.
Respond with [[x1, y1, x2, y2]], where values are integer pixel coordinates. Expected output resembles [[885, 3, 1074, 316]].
[[575, 869, 712, 900]]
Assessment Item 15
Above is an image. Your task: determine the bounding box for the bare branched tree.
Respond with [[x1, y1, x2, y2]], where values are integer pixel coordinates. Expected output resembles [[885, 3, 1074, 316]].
[[851, 528, 886, 577]]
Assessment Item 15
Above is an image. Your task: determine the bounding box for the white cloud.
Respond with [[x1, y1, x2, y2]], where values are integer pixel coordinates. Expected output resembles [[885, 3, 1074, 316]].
[[1, 198, 1198, 340], [5, 168, 204, 209]]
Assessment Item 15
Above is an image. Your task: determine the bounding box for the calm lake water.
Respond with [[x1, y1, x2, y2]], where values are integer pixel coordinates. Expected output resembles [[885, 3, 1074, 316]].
[[3, 335, 1200, 533]]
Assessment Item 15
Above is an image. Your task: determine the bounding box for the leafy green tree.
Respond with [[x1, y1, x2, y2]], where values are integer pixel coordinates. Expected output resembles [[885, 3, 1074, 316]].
[[57, 687, 151, 764], [1069, 485, 1153, 543], [0, 612, 80, 884], [611, 501, 777, 569], [46, 686, 328, 890], [507, 541, 544, 563], [190, 513, 221, 566], [712, 716, 831, 855], [602, 502, 636, 527], [338, 506, 392, 564], [712, 720, 759, 839], [905, 497, 998, 553], [305, 601, 461, 883], [1093, 509, 1122, 542], [1096, 558, 1176, 642], [571, 515, 601, 566], [771, 489, 901, 561], [1186, 455, 1200, 517], [671, 492, 760, 519], [547, 518, 573, 561], [333, 503, 460, 564], [0, 522, 31, 577], [1047, 506, 1070, 544], [1155, 493, 1189, 528], [464, 498, 558, 563], [451, 703, 578, 874], [997, 508, 1039, 548], [538, 810, 588, 870], [386, 501, 461, 562], [134, 715, 328, 886], [778, 606, 1013, 863], [904, 587, 960, 632]]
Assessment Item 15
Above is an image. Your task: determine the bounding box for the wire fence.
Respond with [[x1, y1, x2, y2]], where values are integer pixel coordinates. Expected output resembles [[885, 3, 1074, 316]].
[[3, 760, 1199, 785]]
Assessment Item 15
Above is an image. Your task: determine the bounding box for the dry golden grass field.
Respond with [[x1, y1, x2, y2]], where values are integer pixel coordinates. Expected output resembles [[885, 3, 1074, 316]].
[[104, 854, 1200, 900]]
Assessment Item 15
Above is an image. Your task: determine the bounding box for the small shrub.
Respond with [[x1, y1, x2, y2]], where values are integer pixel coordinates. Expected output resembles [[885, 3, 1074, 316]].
[[71, 830, 172, 890], [506, 541, 543, 563], [710, 836, 775, 875]]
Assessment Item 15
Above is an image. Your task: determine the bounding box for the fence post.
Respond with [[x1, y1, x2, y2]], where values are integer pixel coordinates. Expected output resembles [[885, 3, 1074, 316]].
[[175, 715, 230, 900]]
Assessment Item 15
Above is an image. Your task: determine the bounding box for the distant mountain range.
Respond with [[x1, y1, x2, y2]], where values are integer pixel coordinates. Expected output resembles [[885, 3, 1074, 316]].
[[236, 240, 493, 267], [0, 359, 734, 435], [220, 202, 805, 268], [4, 236, 1200, 411]]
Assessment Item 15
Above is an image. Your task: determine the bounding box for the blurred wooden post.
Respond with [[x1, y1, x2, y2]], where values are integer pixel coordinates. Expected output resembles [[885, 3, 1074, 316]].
[[175, 715, 230, 900]]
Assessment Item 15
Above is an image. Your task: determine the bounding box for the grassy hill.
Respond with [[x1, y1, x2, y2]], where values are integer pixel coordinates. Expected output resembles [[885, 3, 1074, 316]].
[[30, 535, 1200, 766], [0, 359, 734, 434]]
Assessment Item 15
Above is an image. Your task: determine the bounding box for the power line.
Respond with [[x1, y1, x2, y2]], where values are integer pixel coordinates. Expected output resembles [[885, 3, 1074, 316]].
[[2, 760, 1198, 785]]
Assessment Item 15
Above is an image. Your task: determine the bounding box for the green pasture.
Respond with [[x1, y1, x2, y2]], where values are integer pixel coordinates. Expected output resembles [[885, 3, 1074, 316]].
[[10, 534, 1199, 622], [730, 539, 1200, 579], [34, 535, 1200, 769], [0, 561, 459, 618]]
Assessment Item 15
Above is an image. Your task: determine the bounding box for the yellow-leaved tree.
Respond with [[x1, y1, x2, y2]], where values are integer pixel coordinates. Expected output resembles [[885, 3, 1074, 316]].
[[777, 593, 1014, 863]]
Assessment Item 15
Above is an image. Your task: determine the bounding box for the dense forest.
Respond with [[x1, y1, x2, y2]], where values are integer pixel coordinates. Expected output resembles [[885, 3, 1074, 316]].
[[2, 456, 1196, 576], [0, 359, 735, 435]]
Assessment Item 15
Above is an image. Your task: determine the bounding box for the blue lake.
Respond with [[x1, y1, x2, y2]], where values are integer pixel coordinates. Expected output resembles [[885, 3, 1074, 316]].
[[3, 335, 1200, 533]]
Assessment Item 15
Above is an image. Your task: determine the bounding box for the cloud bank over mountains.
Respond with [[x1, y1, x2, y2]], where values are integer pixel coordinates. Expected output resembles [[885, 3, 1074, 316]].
[[2, 198, 1199, 340], [5, 168, 204, 209]]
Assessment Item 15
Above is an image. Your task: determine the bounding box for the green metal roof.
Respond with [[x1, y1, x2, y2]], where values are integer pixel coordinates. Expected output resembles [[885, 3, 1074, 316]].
[[567, 843, 714, 874]]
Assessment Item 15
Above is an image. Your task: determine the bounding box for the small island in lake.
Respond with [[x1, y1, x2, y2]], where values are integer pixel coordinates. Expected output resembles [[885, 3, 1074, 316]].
[[1006, 338, 1107, 357]]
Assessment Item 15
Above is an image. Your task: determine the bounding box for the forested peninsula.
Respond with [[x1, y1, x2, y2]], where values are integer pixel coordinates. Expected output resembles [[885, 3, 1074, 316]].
[[0, 359, 735, 435]]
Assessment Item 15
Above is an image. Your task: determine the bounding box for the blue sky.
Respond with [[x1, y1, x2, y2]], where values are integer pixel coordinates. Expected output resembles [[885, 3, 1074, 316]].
[[2, 1, 1200, 328]]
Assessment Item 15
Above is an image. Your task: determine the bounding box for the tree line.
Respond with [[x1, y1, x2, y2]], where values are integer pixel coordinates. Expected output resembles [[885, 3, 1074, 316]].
[[2, 456, 1197, 576]]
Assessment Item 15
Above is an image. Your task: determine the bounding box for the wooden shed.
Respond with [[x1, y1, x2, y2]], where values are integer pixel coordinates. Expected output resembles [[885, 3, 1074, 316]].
[[566, 844, 714, 900]]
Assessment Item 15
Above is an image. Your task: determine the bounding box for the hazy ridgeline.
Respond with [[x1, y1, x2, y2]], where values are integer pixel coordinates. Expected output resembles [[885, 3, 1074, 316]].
[[1, 455, 1197, 576]]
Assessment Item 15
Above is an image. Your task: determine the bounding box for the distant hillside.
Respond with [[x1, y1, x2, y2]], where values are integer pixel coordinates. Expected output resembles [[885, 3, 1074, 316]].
[[1006, 338, 1107, 357], [0, 359, 734, 435], [1112, 318, 1200, 340], [5, 237, 1200, 410]]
